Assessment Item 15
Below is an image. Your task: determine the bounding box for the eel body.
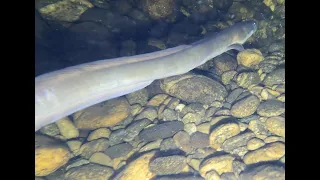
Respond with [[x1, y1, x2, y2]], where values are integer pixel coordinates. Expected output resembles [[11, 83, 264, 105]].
[[35, 20, 257, 131]]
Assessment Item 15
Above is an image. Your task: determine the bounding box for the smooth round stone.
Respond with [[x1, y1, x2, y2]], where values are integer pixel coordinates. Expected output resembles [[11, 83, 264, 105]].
[[231, 95, 260, 118], [87, 128, 111, 141], [56, 117, 79, 139], [257, 100, 285, 117], [237, 49, 264, 68], [126, 88, 149, 106], [65, 164, 114, 180], [149, 155, 187, 175], [89, 152, 113, 167], [247, 138, 266, 150]]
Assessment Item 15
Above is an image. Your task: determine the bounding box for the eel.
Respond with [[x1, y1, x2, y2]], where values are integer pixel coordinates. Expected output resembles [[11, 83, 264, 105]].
[[35, 20, 257, 131]]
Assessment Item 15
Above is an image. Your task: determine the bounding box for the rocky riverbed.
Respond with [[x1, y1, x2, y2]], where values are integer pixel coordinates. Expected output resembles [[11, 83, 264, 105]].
[[35, 0, 285, 179]]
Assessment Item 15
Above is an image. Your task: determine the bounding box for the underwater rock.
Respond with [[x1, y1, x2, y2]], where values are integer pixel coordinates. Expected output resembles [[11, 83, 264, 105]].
[[212, 54, 238, 75], [257, 99, 285, 117], [239, 164, 285, 180], [37, 0, 93, 22], [126, 88, 149, 106], [142, 0, 176, 19], [160, 74, 228, 105], [237, 49, 264, 68], [79, 138, 109, 159], [35, 134, 72, 176], [209, 123, 240, 150], [200, 155, 235, 177], [134, 107, 158, 121], [243, 142, 285, 165], [73, 97, 131, 130], [236, 72, 261, 88], [221, 131, 255, 152], [124, 118, 152, 142], [263, 68, 285, 86], [149, 155, 187, 175], [139, 121, 184, 142], [114, 151, 157, 179], [248, 120, 268, 139], [230, 95, 260, 118], [89, 152, 113, 167], [55, 117, 79, 139], [173, 131, 192, 153], [190, 132, 209, 149], [65, 163, 114, 180], [104, 143, 133, 159], [265, 116, 285, 137], [246, 137, 265, 150], [87, 128, 111, 141]]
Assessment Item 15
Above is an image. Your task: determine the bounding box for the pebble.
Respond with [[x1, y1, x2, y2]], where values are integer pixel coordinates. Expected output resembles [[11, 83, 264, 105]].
[[232, 160, 246, 176], [39, 123, 60, 137], [65, 159, 90, 171], [247, 137, 266, 150], [125, 88, 149, 106], [197, 122, 211, 134], [87, 128, 111, 141], [199, 155, 235, 176], [89, 152, 113, 167], [190, 132, 209, 149], [209, 123, 240, 150], [131, 104, 143, 116], [134, 107, 158, 121], [236, 72, 261, 88], [243, 142, 285, 164], [79, 138, 109, 159], [55, 117, 79, 139], [173, 131, 192, 153], [221, 131, 255, 152], [205, 107, 217, 118], [221, 70, 237, 85], [248, 120, 269, 138], [265, 116, 285, 137], [124, 118, 151, 142], [264, 136, 285, 143], [139, 121, 184, 142], [104, 143, 133, 159], [212, 54, 238, 75], [35, 134, 73, 176], [182, 113, 203, 124], [147, 94, 169, 106], [149, 155, 187, 175], [167, 98, 181, 109], [114, 151, 157, 179], [220, 173, 237, 180], [160, 74, 228, 105], [188, 158, 201, 171], [66, 140, 82, 156], [184, 123, 197, 134], [109, 128, 126, 145], [237, 49, 264, 68], [181, 103, 206, 117], [139, 139, 163, 152], [160, 138, 179, 152], [73, 97, 131, 129], [205, 170, 221, 180], [162, 108, 178, 121], [65, 164, 114, 180], [230, 95, 260, 118], [239, 164, 285, 180], [226, 88, 244, 104], [257, 100, 285, 117], [263, 68, 285, 87]]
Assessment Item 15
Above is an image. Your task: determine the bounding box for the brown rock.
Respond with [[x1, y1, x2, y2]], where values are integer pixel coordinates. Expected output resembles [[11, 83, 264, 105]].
[[73, 97, 131, 130]]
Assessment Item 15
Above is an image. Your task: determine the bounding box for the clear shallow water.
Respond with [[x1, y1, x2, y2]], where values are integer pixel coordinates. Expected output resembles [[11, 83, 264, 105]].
[[35, 0, 285, 179]]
